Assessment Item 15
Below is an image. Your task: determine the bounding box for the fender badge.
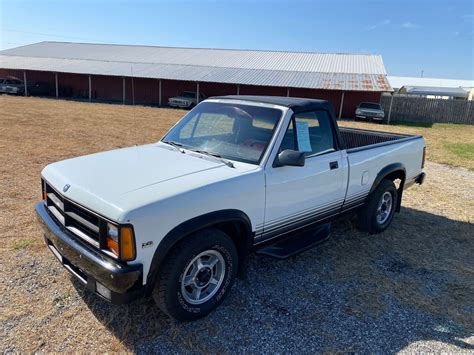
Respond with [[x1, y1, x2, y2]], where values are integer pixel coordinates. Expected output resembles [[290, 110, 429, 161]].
[[63, 184, 71, 192], [142, 241, 153, 248]]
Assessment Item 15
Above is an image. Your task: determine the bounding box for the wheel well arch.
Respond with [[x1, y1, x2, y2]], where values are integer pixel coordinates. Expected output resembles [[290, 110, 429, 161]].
[[145, 209, 253, 291], [370, 163, 406, 212]]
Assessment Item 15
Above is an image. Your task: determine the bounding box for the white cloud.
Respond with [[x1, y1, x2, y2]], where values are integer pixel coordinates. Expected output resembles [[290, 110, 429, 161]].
[[401, 22, 420, 29], [366, 19, 391, 31]]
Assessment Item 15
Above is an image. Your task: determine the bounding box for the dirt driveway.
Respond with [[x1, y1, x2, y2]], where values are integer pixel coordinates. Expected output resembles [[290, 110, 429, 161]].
[[1, 97, 473, 352]]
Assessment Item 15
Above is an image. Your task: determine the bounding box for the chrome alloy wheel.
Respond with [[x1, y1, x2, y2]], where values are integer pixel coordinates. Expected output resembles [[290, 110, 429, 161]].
[[181, 250, 226, 305], [376, 191, 393, 224]]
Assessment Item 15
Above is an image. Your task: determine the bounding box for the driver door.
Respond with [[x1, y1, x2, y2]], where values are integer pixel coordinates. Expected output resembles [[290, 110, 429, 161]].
[[262, 110, 347, 241]]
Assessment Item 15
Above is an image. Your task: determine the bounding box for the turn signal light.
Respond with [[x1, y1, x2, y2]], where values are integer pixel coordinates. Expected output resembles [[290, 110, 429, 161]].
[[105, 223, 136, 261], [120, 226, 136, 261]]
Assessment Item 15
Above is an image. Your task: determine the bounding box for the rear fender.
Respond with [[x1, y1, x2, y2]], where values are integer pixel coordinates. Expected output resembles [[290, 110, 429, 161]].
[[370, 163, 406, 212]]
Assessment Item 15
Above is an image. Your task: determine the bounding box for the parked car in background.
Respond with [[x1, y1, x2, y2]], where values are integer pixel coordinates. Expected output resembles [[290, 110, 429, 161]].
[[28, 81, 54, 96], [168, 91, 206, 109], [36, 96, 426, 321], [355, 102, 385, 122], [0, 78, 25, 95]]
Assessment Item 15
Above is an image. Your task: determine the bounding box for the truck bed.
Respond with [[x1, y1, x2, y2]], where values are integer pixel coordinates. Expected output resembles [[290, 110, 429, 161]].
[[339, 127, 420, 151]]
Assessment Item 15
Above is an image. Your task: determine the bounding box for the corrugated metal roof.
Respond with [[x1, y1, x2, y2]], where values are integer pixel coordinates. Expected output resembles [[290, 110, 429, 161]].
[[388, 76, 474, 90], [400, 86, 470, 98], [0, 42, 392, 91]]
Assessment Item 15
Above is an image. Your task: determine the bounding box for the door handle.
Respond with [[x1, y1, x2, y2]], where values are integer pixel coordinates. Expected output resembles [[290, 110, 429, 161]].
[[329, 161, 339, 170]]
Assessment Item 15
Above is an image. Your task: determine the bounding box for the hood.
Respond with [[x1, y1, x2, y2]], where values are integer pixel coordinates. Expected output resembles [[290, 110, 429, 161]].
[[358, 107, 383, 114], [170, 96, 195, 101], [42, 143, 244, 220]]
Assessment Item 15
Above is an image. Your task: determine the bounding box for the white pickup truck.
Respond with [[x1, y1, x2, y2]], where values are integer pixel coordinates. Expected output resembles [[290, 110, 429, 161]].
[[36, 96, 426, 320]]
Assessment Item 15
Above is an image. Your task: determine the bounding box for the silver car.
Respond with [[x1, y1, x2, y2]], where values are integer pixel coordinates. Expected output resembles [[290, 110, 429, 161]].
[[0, 78, 25, 95], [355, 102, 385, 122], [168, 91, 206, 109]]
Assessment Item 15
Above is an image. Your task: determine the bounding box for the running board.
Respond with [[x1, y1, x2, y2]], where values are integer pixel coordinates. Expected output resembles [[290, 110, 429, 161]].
[[255, 223, 331, 259]]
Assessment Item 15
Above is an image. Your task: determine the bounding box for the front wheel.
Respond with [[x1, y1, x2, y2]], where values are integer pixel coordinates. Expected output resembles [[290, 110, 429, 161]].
[[153, 228, 238, 321], [358, 179, 398, 234]]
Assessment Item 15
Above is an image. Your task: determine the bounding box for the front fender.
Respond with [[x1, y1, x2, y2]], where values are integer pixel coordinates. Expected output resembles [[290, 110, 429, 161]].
[[145, 209, 252, 291]]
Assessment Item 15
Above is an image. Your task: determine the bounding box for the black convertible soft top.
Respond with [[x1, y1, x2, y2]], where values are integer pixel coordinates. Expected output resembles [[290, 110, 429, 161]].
[[210, 95, 335, 114]]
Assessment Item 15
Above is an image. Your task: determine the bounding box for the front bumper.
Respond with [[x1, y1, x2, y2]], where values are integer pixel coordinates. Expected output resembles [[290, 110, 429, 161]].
[[356, 114, 384, 121], [35, 202, 144, 304], [168, 101, 192, 108]]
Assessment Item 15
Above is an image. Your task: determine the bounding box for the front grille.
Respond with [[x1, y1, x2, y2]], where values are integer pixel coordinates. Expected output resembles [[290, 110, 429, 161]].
[[44, 182, 103, 248]]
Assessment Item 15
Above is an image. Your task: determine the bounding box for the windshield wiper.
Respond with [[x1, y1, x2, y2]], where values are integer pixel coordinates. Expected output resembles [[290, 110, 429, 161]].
[[189, 149, 235, 168], [162, 140, 185, 153]]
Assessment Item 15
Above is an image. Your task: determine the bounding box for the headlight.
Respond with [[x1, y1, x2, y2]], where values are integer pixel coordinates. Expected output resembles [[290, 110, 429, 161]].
[[106, 223, 136, 261], [106, 223, 119, 256]]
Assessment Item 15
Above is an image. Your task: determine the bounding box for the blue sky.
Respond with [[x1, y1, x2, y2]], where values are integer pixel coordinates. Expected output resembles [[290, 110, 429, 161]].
[[0, 0, 473, 79]]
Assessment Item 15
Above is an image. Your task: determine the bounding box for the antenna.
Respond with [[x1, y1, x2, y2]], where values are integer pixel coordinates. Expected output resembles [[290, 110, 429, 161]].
[[130, 66, 137, 145]]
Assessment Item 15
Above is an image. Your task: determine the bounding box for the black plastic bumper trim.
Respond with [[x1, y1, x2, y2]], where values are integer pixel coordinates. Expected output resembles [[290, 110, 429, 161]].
[[36, 202, 144, 304], [404, 172, 426, 189]]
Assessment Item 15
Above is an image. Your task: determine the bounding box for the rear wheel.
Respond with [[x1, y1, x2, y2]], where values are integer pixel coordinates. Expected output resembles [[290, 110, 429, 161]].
[[358, 179, 398, 234], [153, 228, 238, 321]]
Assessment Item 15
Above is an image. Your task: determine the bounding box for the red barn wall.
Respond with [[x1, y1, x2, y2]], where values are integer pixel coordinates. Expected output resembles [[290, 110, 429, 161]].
[[200, 82, 238, 98], [0, 69, 384, 116], [0, 68, 24, 79], [239, 85, 287, 97], [56, 73, 88, 97], [91, 75, 123, 101]]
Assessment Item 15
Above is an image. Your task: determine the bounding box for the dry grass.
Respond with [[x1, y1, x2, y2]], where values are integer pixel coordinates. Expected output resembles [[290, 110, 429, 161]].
[[0, 95, 473, 352], [339, 120, 474, 171]]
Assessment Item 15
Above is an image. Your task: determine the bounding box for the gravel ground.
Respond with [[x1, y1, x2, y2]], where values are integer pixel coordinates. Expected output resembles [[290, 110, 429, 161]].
[[1, 162, 473, 353], [0, 96, 473, 352]]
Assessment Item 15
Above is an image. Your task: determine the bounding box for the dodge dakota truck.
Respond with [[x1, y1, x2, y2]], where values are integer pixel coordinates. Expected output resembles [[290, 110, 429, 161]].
[[36, 96, 426, 321]]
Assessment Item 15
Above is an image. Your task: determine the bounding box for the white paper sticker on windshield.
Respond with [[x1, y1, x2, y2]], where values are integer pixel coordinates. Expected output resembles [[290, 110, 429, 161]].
[[296, 121, 312, 152]]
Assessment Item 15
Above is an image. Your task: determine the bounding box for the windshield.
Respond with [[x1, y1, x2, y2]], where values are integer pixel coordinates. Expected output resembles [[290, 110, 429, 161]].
[[359, 102, 381, 110], [162, 102, 283, 164], [180, 92, 196, 98]]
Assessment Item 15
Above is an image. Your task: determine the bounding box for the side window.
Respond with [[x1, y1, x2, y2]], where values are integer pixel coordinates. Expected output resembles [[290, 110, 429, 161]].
[[280, 111, 335, 156], [279, 119, 296, 151]]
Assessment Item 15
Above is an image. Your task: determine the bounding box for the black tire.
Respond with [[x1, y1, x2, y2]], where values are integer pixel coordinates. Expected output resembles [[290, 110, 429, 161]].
[[358, 179, 398, 234], [153, 228, 238, 321]]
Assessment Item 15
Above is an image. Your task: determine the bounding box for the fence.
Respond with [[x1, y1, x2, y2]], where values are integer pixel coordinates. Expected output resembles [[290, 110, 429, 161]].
[[380, 94, 474, 125]]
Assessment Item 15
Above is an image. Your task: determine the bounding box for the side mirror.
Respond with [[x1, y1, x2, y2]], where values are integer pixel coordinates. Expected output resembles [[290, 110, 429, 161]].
[[274, 149, 305, 167]]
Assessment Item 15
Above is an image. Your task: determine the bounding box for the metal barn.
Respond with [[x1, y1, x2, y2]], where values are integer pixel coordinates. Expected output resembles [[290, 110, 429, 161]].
[[0, 42, 392, 117]]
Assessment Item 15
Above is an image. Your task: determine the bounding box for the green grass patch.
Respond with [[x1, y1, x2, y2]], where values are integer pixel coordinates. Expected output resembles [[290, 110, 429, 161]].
[[444, 143, 474, 160], [13, 239, 34, 250], [389, 121, 434, 128]]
